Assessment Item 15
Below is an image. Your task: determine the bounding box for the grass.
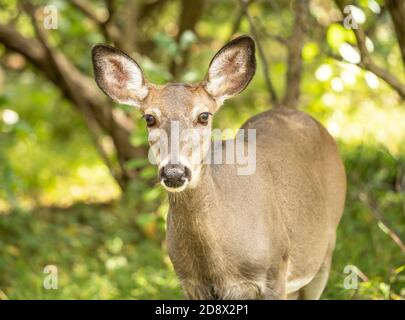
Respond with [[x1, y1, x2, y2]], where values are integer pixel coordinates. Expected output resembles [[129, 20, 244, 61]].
[[0, 202, 181, 299], [0, 143, 404, 300]]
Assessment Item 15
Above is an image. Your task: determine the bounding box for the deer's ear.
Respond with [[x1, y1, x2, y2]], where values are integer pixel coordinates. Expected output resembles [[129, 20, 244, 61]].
[[203, 35, 256, 105], [92, 44, 149, 107]]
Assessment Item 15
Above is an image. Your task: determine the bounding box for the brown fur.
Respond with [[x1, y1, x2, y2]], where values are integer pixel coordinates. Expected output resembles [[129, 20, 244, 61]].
[[165, 107, 345, 299], [92, 36, 346, 300]]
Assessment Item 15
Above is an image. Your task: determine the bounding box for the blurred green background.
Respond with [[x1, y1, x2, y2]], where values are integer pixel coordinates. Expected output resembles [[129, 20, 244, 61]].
[[0, 0, 404, 299]]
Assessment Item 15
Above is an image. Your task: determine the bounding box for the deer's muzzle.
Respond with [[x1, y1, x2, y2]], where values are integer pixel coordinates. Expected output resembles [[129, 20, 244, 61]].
[[159, 164, 192, 189]]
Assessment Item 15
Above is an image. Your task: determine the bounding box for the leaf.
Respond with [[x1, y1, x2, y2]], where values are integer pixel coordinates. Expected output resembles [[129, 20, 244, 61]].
[[139, 166, 157, 180], [143, 188, 160, 202], [125, 158, 149, 170], [135, 213, 156, 228], [327, 23, 355, 50], [179, 30, 197, 51], [153, 32, 179, 58], [302, 42, 320, 61]]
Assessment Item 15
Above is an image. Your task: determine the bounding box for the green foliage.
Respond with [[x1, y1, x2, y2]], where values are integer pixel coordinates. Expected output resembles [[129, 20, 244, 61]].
[[0, 0, 404, 300], [0, 143, 404, 299], [325, 144, 405, 300], [0, 72, 119, 209], [0, 202, 181, 299]]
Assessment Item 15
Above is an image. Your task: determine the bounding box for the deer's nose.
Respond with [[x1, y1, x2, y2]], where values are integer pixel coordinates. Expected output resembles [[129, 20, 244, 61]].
[[159, 164, 191, 188]]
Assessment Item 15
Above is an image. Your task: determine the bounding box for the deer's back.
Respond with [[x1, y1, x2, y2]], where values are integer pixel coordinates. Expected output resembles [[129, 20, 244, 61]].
[[241, 107, 346, 283]]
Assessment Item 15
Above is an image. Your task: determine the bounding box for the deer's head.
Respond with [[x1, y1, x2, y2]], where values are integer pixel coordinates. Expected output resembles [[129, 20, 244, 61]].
[[92, 36, 256, 192]]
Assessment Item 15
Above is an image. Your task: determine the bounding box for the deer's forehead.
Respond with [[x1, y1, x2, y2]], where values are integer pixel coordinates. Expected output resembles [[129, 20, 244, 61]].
[[144, 84, 213, 117]]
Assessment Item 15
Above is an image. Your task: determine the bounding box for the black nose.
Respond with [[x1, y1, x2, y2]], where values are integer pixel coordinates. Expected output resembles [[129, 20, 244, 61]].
[[160, 164, 190, 188]]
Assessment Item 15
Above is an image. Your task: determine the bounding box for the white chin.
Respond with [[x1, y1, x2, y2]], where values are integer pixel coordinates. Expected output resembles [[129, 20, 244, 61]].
[[161, 180, 188, 193]]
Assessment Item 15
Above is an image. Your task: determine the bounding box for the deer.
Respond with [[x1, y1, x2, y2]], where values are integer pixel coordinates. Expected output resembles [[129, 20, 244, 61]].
[[91, 35, 346, 300]]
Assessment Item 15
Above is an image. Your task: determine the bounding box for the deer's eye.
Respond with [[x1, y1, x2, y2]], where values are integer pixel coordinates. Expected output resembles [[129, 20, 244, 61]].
[[197, 112, 211, 125], [143, 114, 156, 127]]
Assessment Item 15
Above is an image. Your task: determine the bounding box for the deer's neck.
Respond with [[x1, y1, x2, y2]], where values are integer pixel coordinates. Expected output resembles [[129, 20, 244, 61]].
[[167, 164, 226, 281], [167, 164, 217, 218]]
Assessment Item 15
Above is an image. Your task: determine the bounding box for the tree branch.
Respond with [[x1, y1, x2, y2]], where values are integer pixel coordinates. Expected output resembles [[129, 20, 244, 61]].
[[239, 0, 279, 106], [0, 23, 45, 70], [71, 0, 103, 24], [104, 0, 115, 25], [334, 0, 405, 100], [70, 0, 121, 48], [359, 192, 405, 254], [170, 0, 204, 79], [0, 8, 148, 189], [282, 0, 310, 109], [385, 0, 405, 66], [21, 1, 128, 189], [256, 22, 288, 45], [228, 8, 244, 41]]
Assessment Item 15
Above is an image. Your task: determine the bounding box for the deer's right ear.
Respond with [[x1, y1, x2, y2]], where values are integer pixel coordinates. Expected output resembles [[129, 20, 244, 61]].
[[92, 44, 149, 107]]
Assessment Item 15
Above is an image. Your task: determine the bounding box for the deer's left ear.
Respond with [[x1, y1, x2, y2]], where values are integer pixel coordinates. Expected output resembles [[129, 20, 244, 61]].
[[203, 35, 256, 105], [92, 44, 149, 107]]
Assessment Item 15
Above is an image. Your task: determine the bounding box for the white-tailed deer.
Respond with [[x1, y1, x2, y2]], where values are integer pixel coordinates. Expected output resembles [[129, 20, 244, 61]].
[[92, 35, 346, 299]]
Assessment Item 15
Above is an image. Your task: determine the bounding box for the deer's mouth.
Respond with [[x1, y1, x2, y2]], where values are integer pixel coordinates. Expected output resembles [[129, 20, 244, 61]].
[[161, 178, 189, 192]]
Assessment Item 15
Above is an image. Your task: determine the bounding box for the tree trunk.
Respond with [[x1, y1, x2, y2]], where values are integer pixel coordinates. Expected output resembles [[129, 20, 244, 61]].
[[170, 0, 204, 79], [0, 23, 147, 191], [282, 0, 310, 109], [385, 0, 405, 66]]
